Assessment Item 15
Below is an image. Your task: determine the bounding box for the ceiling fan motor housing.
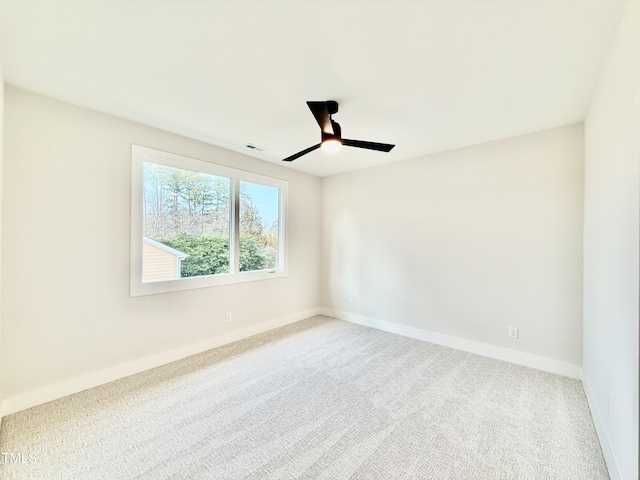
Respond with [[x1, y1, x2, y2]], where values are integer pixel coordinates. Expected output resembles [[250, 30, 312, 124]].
[[326, 100, 339, 115], [323, 121, 342, 143]]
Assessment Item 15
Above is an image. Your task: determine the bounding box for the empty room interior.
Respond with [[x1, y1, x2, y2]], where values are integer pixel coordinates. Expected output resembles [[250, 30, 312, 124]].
[[0, 1, 638, 479]]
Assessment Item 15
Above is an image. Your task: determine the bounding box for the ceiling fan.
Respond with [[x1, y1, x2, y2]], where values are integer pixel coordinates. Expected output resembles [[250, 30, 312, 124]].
[[282, 101, 395, 162]]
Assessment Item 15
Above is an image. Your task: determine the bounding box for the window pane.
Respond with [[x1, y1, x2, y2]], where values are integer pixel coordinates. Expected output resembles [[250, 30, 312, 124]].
[[239, 181, 279, 272], [142, 162, 231, 282]]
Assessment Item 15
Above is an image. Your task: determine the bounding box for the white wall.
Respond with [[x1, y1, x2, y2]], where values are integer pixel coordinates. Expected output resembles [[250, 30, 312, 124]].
[[321, 124, 585, 368], [0, 67, 4, 421], [583, 0, 640, 478], [0, 87, 321, 405]]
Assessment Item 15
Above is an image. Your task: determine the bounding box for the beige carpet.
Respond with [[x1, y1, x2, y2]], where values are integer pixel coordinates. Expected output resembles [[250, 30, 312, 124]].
[[0, 316, 608, 479]]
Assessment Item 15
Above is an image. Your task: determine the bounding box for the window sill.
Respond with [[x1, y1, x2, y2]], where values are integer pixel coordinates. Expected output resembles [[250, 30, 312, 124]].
[[130, 269, 288, 297]]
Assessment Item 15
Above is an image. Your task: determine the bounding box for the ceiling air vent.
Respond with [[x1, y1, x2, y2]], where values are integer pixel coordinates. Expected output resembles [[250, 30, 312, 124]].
[[245, 143, 265, 152]]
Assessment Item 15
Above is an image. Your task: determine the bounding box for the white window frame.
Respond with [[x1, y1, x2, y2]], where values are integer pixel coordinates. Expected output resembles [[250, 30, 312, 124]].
[[131, 145, 288, 296]]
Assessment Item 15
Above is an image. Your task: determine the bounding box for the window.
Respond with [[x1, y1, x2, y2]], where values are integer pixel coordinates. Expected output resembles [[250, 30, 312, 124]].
[[239, 181, 280, 272], [131, 145, 287, 296]]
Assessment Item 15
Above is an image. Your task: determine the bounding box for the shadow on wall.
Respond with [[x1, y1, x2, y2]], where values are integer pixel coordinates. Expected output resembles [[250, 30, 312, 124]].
[[327, 208, 425, 322]]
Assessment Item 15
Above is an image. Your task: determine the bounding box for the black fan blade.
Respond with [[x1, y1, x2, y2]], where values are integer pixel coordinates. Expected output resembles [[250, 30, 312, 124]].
[[306, 101, 334, 135], [342, 139, 395, 152], [282, 143, 321, 162]]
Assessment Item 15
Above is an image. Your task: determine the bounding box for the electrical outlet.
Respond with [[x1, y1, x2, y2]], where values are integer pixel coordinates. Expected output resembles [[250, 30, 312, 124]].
[[348, 297, 355, 307], [226, 312, 233, 323], [508, 327, 519, 339]]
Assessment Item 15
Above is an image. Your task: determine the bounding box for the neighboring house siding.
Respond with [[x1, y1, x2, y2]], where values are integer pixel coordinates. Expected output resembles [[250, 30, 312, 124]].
[[142, 242, 180, 282]]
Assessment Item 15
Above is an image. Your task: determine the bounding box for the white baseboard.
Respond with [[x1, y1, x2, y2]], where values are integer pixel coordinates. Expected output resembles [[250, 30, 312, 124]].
[[2, 308, 618, 475], [321, 308, 582, 379], [0, 306, 583, 416], [581, 373, 622, 480], [1, 308, 322, 416]]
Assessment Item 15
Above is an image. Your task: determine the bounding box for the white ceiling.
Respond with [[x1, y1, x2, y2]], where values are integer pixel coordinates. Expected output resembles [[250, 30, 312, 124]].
[[0, 0, 627, 177]]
